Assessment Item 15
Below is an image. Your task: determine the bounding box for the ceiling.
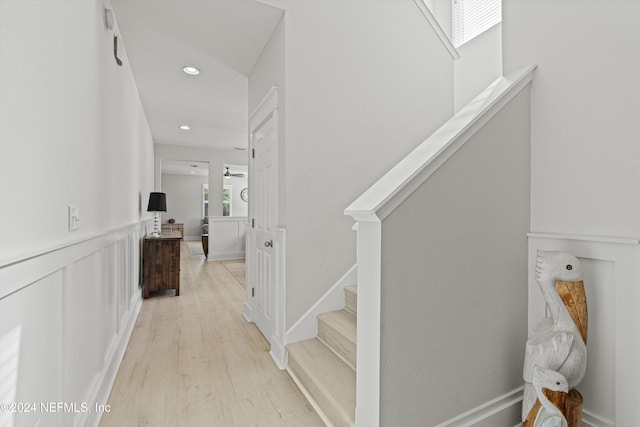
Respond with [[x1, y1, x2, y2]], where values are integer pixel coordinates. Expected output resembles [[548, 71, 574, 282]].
[[161, 160, 247, 177], [161, 160, 209, 176], [110, 0, 284, 150]]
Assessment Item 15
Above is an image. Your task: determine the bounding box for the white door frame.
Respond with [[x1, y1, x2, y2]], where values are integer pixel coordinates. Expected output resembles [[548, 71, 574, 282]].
[[244, 86, 287, 369]]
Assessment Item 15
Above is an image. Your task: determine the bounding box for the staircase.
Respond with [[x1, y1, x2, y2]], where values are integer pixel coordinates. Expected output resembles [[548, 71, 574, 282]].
[[286, 285, 357, 427]]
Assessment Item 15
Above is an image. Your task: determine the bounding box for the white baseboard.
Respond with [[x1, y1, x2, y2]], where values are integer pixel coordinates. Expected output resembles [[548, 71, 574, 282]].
[[243, 300, 253, 323], [207, 251, 245, 261], [91, 290, 142, 427], [434, 387, 523, 427], [433, 388, 613, 427], [286, 264, 357, 344], [583, 410, 615, 427], [183, 235, 201, 241], [269, 334, 287, 370]]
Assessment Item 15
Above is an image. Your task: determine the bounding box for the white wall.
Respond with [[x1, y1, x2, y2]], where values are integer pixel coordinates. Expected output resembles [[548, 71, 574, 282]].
[[225, 173, 249, 217], [426, 0, 502, 112], [249, 14, 286, 225], [379, 88, 531, 426], [0, 1, 154, 425], [154, 144, 248, 218], [162, 173, 208, 239], [254, 0, 454, 329], [0, 0, 154, 260], [503, 0, 640, 238], [454, 23, 502, 112], [249, 15, 285, 115], [428, 0, 452, 38], [503, 3, 640, 424]]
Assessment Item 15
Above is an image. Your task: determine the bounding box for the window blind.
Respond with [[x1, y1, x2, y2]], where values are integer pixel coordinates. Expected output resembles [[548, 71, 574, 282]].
[[452, 0, 501, 48]]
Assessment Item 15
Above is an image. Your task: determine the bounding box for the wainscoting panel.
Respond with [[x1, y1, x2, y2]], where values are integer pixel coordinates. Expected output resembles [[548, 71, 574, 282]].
[[0, 271, 65, 427], [129, 232, 141, 310], [528, 233, 640, 427], [434, 387, 523, 427], [102, 243, 118, 367], [207, 216, 248, 260], [0, 220, 149, 427], [116, 237, 129, 332], [64, 251, 103, 427]]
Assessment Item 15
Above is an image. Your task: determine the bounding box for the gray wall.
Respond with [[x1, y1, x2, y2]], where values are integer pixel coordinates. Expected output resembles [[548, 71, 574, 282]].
[[162, 173, 208, 239], [380, 89, 531, 425], [154, 144, 247, 218]]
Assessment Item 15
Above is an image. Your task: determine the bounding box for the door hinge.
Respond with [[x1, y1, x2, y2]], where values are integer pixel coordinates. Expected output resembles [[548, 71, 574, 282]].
[[251, 218, 255, 228], [252, 288, 255, 297], [252, 148, 255, 159]]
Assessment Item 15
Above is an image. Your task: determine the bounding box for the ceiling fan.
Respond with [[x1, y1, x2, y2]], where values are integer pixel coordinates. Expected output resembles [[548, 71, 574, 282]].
[[224, 167, 246, 179]]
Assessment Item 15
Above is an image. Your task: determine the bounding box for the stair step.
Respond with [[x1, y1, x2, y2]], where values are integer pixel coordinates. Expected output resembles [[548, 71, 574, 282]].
[[287, 338, 356, 427], [344, 285, 357, 314], [317, 309, 357, 369]]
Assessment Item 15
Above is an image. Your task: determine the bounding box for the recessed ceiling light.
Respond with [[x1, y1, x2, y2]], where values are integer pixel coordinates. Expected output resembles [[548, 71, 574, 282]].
[[179, 125, 191, 130], [182, 66, 200, 75]]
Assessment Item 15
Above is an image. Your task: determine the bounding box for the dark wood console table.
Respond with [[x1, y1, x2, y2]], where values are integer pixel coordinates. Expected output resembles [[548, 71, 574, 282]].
[[143, 232, 181, 298], [202, 234, 209, 258]]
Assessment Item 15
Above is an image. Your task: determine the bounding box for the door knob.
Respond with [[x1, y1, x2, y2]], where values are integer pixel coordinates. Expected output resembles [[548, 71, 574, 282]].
[[264, 240, 273, 248]]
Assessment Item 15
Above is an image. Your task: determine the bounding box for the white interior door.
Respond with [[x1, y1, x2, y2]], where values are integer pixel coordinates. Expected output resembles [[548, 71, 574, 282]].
[[249, 102, 278, 343]]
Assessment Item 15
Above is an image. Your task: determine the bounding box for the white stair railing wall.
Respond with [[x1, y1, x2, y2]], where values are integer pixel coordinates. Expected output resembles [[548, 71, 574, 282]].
[[345, 65, 536, 427]]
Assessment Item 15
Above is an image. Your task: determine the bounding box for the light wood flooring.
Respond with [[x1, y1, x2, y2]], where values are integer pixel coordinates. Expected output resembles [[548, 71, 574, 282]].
[[100, 242, 323, 427]]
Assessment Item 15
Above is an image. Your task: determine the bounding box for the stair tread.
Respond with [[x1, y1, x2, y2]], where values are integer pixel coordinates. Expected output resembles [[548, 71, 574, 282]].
[[287, 339, 356, 427], [318, 309, 356, 343]]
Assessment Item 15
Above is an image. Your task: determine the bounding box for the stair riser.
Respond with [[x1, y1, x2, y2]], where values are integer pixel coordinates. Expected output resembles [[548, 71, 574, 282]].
[[318, 320, 356, 369], [344, 287, 357, 314]]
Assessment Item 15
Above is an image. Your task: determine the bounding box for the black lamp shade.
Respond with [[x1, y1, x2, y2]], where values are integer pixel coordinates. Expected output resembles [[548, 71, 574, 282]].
[[147, 192, 167, 212]]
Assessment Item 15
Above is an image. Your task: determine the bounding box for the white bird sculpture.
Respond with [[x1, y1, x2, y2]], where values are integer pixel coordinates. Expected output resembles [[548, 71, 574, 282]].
[[528, 365, 569, 427], [522, 251, 588, 422]]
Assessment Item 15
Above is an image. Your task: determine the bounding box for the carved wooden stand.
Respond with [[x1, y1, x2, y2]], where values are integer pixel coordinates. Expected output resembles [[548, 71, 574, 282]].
[[522, 251, 588, 426], [523, 388, 583, 427]]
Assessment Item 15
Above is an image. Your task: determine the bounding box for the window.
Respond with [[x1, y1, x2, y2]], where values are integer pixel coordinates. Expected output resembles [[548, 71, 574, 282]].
[[202, 184, 209, 219], [223, 186, 232, 217], [452, 0, 501, 48]]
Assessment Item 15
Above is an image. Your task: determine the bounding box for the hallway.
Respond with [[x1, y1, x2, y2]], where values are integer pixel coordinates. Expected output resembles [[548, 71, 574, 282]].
[[100, 243, 323, 427]]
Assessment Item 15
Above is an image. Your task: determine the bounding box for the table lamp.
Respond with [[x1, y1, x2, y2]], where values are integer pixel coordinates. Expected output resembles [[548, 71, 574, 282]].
[[147, 192, 167, 237]]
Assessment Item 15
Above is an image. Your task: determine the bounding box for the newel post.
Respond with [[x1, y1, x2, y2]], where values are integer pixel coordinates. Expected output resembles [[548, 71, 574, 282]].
[[352, 218, 382, 427]]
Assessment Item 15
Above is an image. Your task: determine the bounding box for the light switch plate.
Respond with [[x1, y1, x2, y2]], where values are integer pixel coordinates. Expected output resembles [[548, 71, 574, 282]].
[[68, 205, 79, 232]]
